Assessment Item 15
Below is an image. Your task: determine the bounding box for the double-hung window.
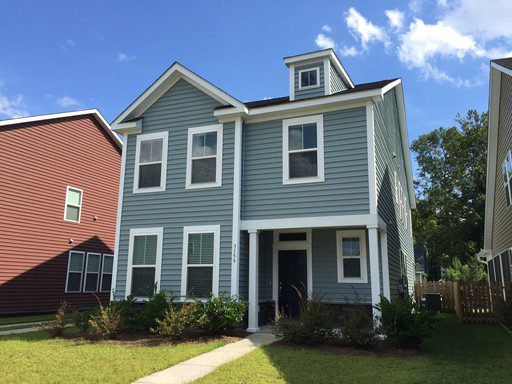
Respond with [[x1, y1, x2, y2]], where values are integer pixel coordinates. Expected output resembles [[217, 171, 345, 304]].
[[100, 254, 114, 292], [134, 132, 168, 193], [66, 251, 85, 292], [298, 67, 320, 89], [64, 186, 82, 223], [186, 125, 223, 188], [336, 230, 367, 283], [181, 226, 220, 299], [502, 151, 512, 207], [84, 252, 101, 292], [282, 115, 324, 185], [126, 228, 163, 298]]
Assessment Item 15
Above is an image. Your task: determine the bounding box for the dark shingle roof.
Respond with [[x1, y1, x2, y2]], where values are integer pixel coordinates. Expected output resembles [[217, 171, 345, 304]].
[[492, 58, 512, 71], [215, 78, 399, 111]]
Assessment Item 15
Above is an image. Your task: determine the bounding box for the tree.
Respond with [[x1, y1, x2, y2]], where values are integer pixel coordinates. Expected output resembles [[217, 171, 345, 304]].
[[411, 110, 487, 275], [443, 257, 487, 283]]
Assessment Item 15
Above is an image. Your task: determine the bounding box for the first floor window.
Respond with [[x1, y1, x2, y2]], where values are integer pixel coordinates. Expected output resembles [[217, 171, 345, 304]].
[[336, 230, 367, 283], [100, 254, 114, 292], [502, 151, 512, 207], [182, 226, 220, 298], [186, 125, 223, 188], [127, 228, 163, 297], [84, 253, 101, 292], [66, 251, 85, 292], [64, 186, 82, 223], [298, 67, 320, 89], [134, 132, 168, 193]]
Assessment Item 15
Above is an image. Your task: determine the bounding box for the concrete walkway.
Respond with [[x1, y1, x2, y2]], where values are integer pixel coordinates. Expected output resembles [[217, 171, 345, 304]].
[[133, 332, 277, 384], [0, 323, 72, 336]]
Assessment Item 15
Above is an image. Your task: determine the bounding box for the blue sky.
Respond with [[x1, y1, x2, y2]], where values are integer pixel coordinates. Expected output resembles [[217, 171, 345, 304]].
[[1, 0, 511, 173]]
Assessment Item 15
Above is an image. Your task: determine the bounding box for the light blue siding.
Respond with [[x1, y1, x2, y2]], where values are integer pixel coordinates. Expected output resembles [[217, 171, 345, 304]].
[[238, 230, 248, 300], [294, 62, 325, 100], [242, 107, 370, 220], [329, 64, 347, 93], [114, 79, 235, 299]]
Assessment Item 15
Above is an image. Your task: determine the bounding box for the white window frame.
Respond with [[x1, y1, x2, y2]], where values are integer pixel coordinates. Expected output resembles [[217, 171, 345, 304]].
[[502, 151, 512, 208], [298, 67, 320, 90], [65, 250, 85, 293], [100, 254, 114, 292], [336, 230, 368, 284], [186, 124, 223, 189], [180, 225, 220, 299], [133, 131, 168, 194], [125, 227, 164, 299], [83, 252, 101, 292], [63, 186, 83, 223], [282, 114, 325, 185]]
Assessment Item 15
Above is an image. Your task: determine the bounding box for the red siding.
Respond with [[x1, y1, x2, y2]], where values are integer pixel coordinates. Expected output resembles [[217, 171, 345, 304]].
[[0, 115, 121, 314]]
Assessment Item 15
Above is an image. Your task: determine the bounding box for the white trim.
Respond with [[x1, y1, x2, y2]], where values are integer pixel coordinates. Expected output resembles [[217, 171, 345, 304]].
[[380, 230, 391, 299], [282, 114, 324, 185], [491, 61, 512, 78], [84, 252, 101, 292], [63, 186, 83, 223], [111, 133, 128, 301], [298, 67, 321, 90], [247, 229, 260, 332], [498, 252, 505, 283], [241, 214, 379, 231], [185, 124, 223, 189], [324, 58, 331, 95], [366, 102, 377, 215], [65, 250, 85, 293], [336, 230, 368, 284], [368, 227, 381, 318], [230, 117, 243, 296], [125, 227, 164, 299], [133, 131, 168, 194], [180, 225, 220, 298], [289, 65, 295, 101], [100, 254, 114, 293]]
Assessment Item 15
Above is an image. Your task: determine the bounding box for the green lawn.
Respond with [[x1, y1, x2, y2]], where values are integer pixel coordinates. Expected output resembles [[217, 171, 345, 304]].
[[195, 315, 512, 384], [0, 328, 226, 384], [0, 313, 58, 325]]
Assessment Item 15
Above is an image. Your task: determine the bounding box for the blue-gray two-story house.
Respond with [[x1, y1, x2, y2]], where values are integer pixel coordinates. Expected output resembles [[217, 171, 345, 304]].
[[110, 49, 415, 332]]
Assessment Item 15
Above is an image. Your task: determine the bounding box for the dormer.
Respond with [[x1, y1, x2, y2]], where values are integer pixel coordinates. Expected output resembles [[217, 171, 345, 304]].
[[284, 49, 354, 101]]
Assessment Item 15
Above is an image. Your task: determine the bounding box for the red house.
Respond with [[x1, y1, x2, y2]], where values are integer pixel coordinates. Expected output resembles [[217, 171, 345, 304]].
[[0, 110, 122, 314]]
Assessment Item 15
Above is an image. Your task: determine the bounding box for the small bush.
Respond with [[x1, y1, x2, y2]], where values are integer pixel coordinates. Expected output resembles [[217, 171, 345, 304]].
[[89, 302, 123, 339], [47, 301, 68, 338], [144, 287, 171, 330], [151, 302, 198, 341], [72, 309, 96, 334], [337, 294, 378, 348], [195, 292, 247, 335], [375, 295, 438, 347], [113, 296, 146, 331], [273, 294, 334, 346]]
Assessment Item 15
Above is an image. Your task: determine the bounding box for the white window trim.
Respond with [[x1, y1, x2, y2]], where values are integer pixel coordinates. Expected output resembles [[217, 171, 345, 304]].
[[125, 227, 164, 299], [65, 250, 85, 293], [502, 150, 512, 208], [186, 124, 223, 189], [83, 252, 101, 292], [298, 67, 321, 90], [180, 225, 220, 299], [63, 186, 83, 223], [282, 114, 325, 185], [336, 230, 368, 284], [100, 254, 114, 292], [133, 131, 169, 194]]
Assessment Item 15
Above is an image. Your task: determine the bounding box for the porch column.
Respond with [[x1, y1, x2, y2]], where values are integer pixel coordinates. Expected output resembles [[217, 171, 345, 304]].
[[380, 230, 391, 299], [247, 229, 260, 332], [368, 227, 381, 319]]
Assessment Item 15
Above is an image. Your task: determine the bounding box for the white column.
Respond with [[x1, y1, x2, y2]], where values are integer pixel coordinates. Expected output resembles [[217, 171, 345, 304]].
[[230, 117, 243, 297], [380, 231, 391, 299], [247, 229, 260, 332], [368, 227, 381, 319]]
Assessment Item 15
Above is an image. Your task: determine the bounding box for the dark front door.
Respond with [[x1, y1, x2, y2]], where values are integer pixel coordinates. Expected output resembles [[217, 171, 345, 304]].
[[278, 250, 307, 318]]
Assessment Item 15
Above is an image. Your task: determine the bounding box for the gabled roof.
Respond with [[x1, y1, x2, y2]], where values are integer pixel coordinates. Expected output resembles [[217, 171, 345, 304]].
[[0, 109, 122, 148], [491, 57, 512, 72], [111, 62, 245, 130]]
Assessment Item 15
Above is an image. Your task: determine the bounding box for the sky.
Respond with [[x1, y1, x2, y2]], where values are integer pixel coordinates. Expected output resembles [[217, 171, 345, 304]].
[[1, 0, 512, 175]]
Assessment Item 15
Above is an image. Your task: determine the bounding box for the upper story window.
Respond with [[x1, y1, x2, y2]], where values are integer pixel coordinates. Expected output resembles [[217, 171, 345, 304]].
[[502, 151, 512, 207], [134, 132, 168, 193], [298, 67, 320, 89], [186, 125, 223, 189], [64, 186, 83, 223], [395, 171, 409, 228], [282, 115, 324, 185], [336, 230, 367, 283]]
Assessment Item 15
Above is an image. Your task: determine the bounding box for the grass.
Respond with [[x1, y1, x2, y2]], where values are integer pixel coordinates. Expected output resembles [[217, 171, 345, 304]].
[[0, 313, 58, 325], [0, 328, 227, 384], [195, 315, 512, 384]]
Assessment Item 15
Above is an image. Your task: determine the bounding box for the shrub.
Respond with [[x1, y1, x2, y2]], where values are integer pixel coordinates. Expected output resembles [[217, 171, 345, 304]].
[[144, 287, 171, 330], [375, 295, 438, 347], [151, 302, 198, 341], [195, 292, 247, 335], [89, 301, 123, 339], [72, 309, 96, 334], [338, 294, 377, 348], [273, 294, 334, 346], [113, 296, 146, 331], [47, 301, 69, 338]]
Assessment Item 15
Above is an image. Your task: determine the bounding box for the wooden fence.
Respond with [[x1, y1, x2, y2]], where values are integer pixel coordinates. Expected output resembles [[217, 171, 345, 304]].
[[414, 281, 455, 312]]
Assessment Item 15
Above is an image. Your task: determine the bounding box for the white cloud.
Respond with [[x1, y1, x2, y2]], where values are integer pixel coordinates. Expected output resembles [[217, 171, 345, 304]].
[[340, 46, 360, 57], [344, 7, 389, 50], [315, 33, 336, 49], [56, 96, 80, 108], [322, 25, 332, 33], [117, 52, 136, 62], [0, 92, 28, 118], [61, 39, 75, 50], [408, 0, 423, 14], [437, 0, 448, 7], [385, 9, 404, 30]]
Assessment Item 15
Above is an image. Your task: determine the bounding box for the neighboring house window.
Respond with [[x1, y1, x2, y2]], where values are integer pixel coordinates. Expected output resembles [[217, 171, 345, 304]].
[[133, 132, 168, 193], [126, 228, 163, 298], [84, 253, 101, 292], [181, 226, 220, 299], [282, 114, 324, 185], [298, 67, 320, 89], [65, 251, 85, 292], [64, 186, 83, 223], [336, 230, 367, 283], [186, 125, 223, 189], [502, 151, 512, 207], [100, 254, 114, 292]]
